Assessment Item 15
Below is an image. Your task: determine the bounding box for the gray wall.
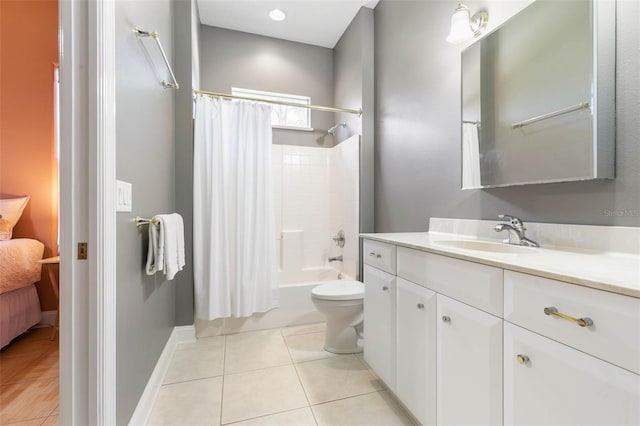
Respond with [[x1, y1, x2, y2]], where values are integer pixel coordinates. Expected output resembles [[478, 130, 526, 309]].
[[199, 26, 335, 147], [115, 0, 176, 423], [374, 0, 640, 231], [173, 0, 195, 326], [333, 8, 375, 278]]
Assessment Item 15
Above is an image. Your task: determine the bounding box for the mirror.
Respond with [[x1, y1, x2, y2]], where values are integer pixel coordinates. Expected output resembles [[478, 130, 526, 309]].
[[461, 0, 615, 189]]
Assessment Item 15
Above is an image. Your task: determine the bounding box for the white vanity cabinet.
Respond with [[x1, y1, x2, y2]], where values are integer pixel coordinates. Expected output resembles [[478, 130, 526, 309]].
[[363, 264, 396, 390], [361, 235, 640, 426], [437, 294, 503, 426], [396, 278, 436, 426], [504, 322, 640, 426], [504, 271, 640, 426]]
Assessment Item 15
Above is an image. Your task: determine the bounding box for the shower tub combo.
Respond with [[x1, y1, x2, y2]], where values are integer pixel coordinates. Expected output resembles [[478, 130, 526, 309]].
[[195, 136, 360, 338], [195, 267, 351, 337]]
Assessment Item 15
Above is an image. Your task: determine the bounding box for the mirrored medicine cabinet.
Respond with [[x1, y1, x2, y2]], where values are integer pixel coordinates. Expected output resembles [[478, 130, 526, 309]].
[[461, 0, 615, 189]]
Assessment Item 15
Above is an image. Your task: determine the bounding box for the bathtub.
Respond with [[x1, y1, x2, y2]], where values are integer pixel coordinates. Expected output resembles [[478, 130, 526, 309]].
[[195, 267, 350, 338]]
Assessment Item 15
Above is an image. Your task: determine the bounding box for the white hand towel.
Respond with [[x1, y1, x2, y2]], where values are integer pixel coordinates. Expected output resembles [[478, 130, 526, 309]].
[[145, 218, 163, 275], [156, 213, 185, 280]]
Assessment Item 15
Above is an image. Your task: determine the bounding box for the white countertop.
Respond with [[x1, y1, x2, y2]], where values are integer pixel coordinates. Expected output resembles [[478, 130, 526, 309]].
[[360, 232, 640, 299]]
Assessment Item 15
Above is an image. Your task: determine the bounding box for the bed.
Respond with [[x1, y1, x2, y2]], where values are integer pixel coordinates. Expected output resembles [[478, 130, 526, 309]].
[[0, 238, 44, 349]]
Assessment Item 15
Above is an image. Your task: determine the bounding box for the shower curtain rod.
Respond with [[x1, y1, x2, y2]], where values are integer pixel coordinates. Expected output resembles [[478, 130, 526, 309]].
[[193, 89, 363, 117]]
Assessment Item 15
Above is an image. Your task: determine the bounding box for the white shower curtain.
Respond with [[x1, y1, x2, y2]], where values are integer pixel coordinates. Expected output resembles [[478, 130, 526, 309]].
[[193, 94, 279, 320], [462, 122, 482, 188]]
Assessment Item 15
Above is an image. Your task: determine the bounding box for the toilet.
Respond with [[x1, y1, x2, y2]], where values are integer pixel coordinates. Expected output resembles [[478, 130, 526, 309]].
[[311, 280, 364, 354]]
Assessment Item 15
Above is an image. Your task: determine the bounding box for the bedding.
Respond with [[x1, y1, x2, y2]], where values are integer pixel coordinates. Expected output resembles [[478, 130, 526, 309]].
[[0, 285, 42, 349], [0, 238, 44, 295], [0, 196, 30, 240]]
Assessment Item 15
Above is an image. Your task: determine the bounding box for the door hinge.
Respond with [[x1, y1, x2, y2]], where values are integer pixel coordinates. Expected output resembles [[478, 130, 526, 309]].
[[78, 242, 88, 260]]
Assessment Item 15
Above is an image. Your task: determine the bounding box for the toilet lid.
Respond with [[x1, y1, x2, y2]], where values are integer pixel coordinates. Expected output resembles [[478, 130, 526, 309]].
[[311, 280, 364, 301]]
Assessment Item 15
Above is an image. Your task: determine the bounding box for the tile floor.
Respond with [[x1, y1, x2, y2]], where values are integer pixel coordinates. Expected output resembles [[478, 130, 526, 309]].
[[147, 323, 415, 426], [0, 327, 59, 426]]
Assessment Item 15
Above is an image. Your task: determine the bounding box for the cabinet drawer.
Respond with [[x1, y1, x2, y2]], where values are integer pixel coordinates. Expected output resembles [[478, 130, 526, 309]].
[[504, 270, 640, 374], [397, 246, 503, 316], [504, 323, 640, 426], [363, 239, 396, 274]]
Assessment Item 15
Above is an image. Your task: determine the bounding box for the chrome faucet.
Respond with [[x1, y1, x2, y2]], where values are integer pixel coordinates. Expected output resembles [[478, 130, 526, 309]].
[[494, 214, 539, 247], [328, 255, 343, 262]]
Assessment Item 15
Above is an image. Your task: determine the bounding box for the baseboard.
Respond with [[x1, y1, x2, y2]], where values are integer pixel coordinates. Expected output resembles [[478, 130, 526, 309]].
[[34, 310, 56, 328], [128, 324, 196, 426]]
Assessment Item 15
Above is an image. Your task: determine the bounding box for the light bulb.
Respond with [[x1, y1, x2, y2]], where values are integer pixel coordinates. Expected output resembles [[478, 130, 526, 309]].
[[269, 9, 286, 22]]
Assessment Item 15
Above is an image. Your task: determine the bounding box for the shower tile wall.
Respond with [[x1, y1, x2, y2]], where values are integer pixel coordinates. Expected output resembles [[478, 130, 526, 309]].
[[273, 145, 331, 271], [273, 139, 359, 278], [329, 136, 360, 279]]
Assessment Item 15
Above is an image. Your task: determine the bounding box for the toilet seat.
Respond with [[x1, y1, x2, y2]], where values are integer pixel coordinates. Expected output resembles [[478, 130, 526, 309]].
[[311, 280, 364, 301]]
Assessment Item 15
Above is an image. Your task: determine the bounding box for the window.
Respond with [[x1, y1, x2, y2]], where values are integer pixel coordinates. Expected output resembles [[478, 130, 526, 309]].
[[231, 87, 311, 130]]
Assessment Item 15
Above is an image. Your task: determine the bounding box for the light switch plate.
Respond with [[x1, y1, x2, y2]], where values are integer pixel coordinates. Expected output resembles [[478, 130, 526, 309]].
[[116, 180, 132, 212]]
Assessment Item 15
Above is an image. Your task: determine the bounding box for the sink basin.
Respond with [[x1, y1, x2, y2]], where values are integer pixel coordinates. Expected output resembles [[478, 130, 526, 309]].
[[434, 240, 537, 254]]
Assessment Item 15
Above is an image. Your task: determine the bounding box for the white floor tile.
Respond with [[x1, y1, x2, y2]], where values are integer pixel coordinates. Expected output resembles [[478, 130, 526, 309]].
[[295, 355, 383, 405], [147, 376, 223, 426], [164, 336, 225, 384], [224, 330, 292, 374], [281, 323, 326, 337], [221, 365, 308, 424], [224, 407, 316, 426], [356, 353, 381, 381], [312, 391, 415, 426], [284, 332, 338, 364]]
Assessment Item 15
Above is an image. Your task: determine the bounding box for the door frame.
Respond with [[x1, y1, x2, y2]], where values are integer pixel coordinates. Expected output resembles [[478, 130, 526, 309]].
[[59, 0, 117, 423]]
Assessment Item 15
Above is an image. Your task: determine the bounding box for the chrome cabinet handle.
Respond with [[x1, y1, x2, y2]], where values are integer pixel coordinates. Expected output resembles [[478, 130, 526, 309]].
[[441, 315, 451, 323], [376, 254, 382, 259], [543, 307, 593, 328], [382, 286, 389, 291], [516, 354, 530, 365], [417, 303, 425, 309]]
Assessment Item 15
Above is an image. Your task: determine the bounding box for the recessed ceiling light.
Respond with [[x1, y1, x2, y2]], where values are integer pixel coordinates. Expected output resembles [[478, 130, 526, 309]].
[[269, 8, 286, 22]]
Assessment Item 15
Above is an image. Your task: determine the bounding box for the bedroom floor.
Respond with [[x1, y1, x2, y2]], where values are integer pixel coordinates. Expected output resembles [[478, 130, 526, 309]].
[[0, 327, 59, 425], [146, 323, 415, 426]]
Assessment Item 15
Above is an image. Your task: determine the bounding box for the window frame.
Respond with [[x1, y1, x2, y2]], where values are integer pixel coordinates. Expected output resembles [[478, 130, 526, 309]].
[[231, 87, 312, 131]]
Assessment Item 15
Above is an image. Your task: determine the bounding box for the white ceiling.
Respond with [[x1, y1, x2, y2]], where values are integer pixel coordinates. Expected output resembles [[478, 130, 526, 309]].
[[196, 0, 379, 49]]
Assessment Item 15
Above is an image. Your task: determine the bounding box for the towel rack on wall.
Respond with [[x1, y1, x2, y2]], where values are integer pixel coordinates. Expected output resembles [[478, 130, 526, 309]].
[[135, 216, 159, 228], [511, 101, 590, 129], [133, 27, 179, 90]]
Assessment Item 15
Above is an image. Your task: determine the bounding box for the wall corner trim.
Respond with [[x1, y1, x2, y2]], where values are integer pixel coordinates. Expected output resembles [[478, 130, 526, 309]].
[[128, 325, 196, 426]]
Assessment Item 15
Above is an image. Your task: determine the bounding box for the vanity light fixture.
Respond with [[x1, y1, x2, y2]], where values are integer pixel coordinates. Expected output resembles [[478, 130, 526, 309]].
[[446, 3, 488, 44], [269, 8, 286, 22]]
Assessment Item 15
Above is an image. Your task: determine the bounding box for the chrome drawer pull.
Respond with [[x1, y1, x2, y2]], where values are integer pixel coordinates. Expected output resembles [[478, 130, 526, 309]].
[[382, 286, 389, 291], [516, 354, 530, 365], [376, 254, 382, 259], [543, 306, 593, 327], [442, 315, 451, 323], [417, 303, 425, 309]]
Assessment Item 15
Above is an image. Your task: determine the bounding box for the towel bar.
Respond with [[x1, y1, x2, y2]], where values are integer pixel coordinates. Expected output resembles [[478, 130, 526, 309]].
[[511, 101, 590, 129], [135, 216, 159, 228], [133, 26, 180, 90]]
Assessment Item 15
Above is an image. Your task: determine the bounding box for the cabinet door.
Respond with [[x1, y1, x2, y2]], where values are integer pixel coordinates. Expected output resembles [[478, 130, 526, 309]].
[[396, 278, 436, 426], [364, 264, 396, 390], [437, 294, 503, 426], [504, 322, 640, 426]]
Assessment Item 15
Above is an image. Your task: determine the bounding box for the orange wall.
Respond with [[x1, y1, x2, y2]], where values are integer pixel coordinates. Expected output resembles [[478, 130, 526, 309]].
[[0, 0, 59, 311]]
